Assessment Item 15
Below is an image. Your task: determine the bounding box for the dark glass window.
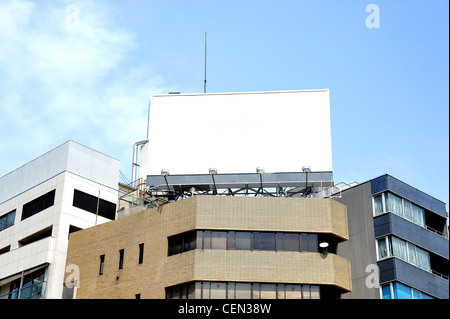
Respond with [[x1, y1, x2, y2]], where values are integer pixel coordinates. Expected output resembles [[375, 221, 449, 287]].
[[22, 189, 55, 221], [228, 231, 236, 250], [196, 231, 203, 249], [252, 232, 260, 250], [72, 189, 116, 220], [0, 210, 16, 232], [139, 243, 144, 264], [99, 255, 105, 275], [168, 230, 322, 255], [301, 233, 318, 252], [173, 236, 182, 255], [236, 232, 251, 250], [119, 249, 124, 269], [260, 232, 276, 251], [308, 234, 318, 252], [168, 230, 197, 256], [283, 233, 300, 252]]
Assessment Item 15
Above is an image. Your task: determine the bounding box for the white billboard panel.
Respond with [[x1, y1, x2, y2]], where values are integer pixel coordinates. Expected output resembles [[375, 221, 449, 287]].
[[142, 89, 332, 176]]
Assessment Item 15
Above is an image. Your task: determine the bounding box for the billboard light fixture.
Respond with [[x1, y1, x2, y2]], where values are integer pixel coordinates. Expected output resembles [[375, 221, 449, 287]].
[[209, 168, 218, 195]]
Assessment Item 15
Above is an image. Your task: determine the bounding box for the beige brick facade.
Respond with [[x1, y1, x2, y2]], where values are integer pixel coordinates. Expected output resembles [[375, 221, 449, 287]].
[[65, 196, 351, 299]]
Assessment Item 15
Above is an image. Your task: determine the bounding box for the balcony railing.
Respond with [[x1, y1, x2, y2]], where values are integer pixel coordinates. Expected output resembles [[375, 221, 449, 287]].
[[0, 281, 46, 299]]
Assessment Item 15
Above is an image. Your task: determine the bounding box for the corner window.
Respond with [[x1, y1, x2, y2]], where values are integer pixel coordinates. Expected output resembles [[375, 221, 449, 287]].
[[72, 189, 116, 220]]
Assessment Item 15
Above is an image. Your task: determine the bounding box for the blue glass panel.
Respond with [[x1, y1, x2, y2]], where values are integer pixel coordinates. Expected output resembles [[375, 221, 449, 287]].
[[382, 285, 391, 299], [412, 288, 421, 299], [393, 282, 412, 299]]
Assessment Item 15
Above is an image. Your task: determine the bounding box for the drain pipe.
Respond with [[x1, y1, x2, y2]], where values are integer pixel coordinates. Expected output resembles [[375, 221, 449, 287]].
[[131, 140, 149, 189]]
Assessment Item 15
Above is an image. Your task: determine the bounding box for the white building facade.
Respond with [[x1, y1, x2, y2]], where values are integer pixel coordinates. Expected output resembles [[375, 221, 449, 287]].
[[0, 141, 119, 299]]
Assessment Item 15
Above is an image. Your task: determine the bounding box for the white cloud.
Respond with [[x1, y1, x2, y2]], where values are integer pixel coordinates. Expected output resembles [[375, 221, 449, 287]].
[[0, 0, 169, 178]]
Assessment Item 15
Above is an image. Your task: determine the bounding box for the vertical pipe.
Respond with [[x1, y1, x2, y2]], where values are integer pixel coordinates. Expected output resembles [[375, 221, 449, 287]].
[[131, 140, 148, 188]]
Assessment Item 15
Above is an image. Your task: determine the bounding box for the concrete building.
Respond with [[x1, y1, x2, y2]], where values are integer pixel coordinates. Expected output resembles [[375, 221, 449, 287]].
[[0, 141, 120, 299], [335, 174, 449, 299], [65, 193, 352, 299]]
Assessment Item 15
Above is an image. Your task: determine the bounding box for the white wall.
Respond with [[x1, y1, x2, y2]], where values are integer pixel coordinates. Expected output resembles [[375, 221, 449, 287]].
[[0, 140, 119, 299]]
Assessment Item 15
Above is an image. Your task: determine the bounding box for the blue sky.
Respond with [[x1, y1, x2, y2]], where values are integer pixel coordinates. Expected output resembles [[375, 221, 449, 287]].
[[0, 0, 448, 210]]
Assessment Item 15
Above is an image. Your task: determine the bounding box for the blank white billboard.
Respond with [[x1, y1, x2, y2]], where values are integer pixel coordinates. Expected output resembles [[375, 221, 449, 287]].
[[141, 89, 332, 176]]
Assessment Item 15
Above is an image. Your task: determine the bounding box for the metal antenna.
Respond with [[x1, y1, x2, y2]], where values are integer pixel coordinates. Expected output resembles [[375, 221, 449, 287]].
[[204, 31, 207, 93]]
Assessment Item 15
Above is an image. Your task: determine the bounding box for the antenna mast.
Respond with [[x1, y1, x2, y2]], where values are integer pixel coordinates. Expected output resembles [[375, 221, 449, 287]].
[[204, 31, 207, 93]]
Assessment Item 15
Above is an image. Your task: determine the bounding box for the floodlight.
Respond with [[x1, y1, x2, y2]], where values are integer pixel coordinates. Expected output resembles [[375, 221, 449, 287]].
[[209, 168, 218, 195], [319, 242, 329, 248]]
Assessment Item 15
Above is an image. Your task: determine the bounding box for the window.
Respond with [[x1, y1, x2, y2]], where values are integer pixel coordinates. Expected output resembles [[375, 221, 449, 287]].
[[259, 232, 276, 251], [203, 231, 211, 249], [99, 255, 105, 275], [285, 284, 302, 299], [168, 230, 197, 256], [377, 238, 388, 259], [211, 231, 226, 250], [9, 268, 47, 299], [260, 284, 277, 299], [373, 192, 427, 229], [384, 282, 434, 299], [139, 243, 144, 264], [416, 246, 431, 272], [381, 284, 391, 299], [72, 189, 116, 220], [0, 210, 16, 232], [167, 282, 321, 299], [252, 232, 260, 250], [210, 282, 226, 299], [168, 230, 323, 255], [301, 233, 318, 252], [391, 236, 408, 261], [119, 249, 124, 269], [235, 232, 251, 250], [235, 283, 251, 299], [281, 233, 300, 252], [411, 203, 425, 227], [373, 195, 384, 216], [22, 190, 55, 221], [377, 236, 431, 272], [385, 192, 403, 217]]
